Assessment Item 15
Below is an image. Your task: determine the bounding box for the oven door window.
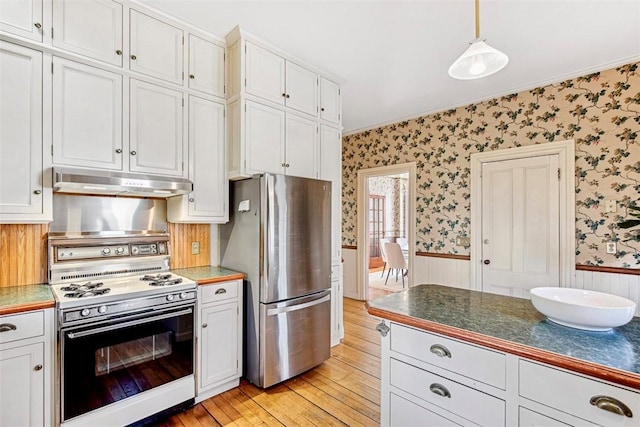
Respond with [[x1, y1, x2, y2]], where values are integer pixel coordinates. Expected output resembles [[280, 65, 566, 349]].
[[61, 307, 194, 422]]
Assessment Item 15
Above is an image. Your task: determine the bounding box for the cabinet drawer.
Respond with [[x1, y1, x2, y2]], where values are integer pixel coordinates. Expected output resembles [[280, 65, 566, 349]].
[[390, 358, 505, 426], [391, 323, 506, 389], [0, 311, 44, 344], [519, 407, 571, 427], [201, 281, 238, 304], [390, 392, 462, 427], [519, 360, 639, 426]]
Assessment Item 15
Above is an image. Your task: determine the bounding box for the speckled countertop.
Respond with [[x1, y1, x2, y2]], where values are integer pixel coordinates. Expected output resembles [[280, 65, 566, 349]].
[[0, 285, 55, 316], [367, 284, 640, 389], [172, 266, 244, 285]]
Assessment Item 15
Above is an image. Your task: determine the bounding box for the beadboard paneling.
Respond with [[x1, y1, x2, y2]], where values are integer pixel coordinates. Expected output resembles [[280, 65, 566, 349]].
[[168, 222, 210, 269], [0, 224, 49, 287], [575, 269, 640, 317], [414, 255, 471, 290]]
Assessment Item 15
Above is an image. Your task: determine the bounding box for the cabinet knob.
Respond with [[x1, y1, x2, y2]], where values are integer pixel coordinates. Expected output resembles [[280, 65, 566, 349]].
[[130, 55, 137, 60], [429, 383, 451, 398], [321, 107, 325, 111], [130, 150, 137, 156], [33, 190, 41, 195], [115, 148, 122, 154], [189, 198, 195, 202], [281, 93, 286, 98], [281, 163, 287, 167], [286, 163, 290, 167], [189, 74, 195, 79], [202, 323, 208, 328], [34, 364, 43, 371], [34, 23, 42, 29], [590, 395, 633, 418], [285, 94, 290, 99], [116, 50, 122, 55], [483, 259, 491, 265]]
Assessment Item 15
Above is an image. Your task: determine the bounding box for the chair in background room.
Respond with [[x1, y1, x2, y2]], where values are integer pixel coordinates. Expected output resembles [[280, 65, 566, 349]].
[[383, 242, 408, 288], [396, 237, 408, 252], [379, 238, 390, 278]]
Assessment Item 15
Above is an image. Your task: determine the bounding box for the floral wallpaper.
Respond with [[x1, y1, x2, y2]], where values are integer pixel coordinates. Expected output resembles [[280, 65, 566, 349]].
[[342, 63, 640, 268], [369, 176, 408, 238]]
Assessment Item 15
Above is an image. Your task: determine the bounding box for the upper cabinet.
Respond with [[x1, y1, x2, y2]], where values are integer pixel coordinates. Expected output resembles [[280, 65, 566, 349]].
[[0, 0, 43, 42], [189, 35, 225, 98], [320, 77, 341, 124], [245, 41, 317, 116], [129, 9, 183, 85], [52, 0, 123, 66]]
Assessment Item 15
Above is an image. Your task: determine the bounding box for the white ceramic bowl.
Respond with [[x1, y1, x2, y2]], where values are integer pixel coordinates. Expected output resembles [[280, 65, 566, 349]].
[[530, 287, 636, 331]]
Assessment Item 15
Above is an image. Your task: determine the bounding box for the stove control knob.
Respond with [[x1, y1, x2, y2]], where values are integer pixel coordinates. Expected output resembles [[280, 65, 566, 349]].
[[98, 305, 108, 314], [132, 247, 139, 255], [80, 308, 91, 317], [116, 247, 124, 255], [102, 248, 111, 255], [166, 294, 175, 301], [179, 292, 188, 299]]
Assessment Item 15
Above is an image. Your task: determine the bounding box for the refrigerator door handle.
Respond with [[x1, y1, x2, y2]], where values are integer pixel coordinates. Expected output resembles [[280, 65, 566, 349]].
[[267, 294, 331, 316]]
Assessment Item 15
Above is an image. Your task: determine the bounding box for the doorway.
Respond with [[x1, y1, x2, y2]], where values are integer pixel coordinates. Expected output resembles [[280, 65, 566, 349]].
[[357, 163, 417, 300], [470, 140, 575, 294]]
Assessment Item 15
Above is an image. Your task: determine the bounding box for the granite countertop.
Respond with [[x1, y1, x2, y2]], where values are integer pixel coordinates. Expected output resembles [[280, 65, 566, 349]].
[[172, 266, 244, 285], [0, 285, 55, 316], [367, 284, 640, 390]]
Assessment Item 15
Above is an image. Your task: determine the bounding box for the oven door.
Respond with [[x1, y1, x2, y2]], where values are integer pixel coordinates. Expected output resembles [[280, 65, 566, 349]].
[[59, 304, 194, 423]]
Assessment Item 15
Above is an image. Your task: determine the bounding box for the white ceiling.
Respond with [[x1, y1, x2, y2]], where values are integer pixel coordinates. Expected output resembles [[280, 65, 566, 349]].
[[141, 0, 640, 134]]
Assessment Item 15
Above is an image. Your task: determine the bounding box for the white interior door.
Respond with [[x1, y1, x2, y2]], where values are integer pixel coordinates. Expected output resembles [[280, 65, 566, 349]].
[[481, 154, 560, 297]]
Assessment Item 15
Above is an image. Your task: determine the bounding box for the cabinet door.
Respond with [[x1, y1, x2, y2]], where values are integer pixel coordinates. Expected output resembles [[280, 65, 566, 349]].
[[320, 125, 342, 262], [199, 302, 239, 388], [52, 0, 123, 66], [245, 100, 285, 175], [0, 342, 45, 427], [389, 393, 462, 427], [188, 35, 224, 97], [130, 10, 183, 85], [285, 61, 317, 116], [130, 79, 184, 176], [0, 0, 42, 42], [320, 77, 340, 123], [245, 41, 285, 106], [0, 42, 43, 216], [53, 57, 123, 170], [284, 113, 318, 179], [188, 96, 226, 219]]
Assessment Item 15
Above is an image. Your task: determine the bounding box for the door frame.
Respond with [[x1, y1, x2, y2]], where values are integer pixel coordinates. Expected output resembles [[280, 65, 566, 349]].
[[357, 162, 417, 300], [470, 140, 575, 291]]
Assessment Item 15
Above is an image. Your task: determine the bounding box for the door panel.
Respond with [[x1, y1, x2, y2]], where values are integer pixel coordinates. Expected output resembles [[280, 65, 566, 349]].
[[0, 0, 42, 41], [285, 61, 317, 116], [245, 42, 285, 106], [285, 113, 317, 179], [245, 100, 285, 175], [481, 155, 560, 297]]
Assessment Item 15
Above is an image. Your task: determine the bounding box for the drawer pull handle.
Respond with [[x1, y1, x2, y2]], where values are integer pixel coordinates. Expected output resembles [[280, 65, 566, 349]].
[[429, 383, 451, 398], [215, 288, 227, 295], [0, 323, 17, 333], [590, 395, 633, 418], [430, 344, 452, 358]]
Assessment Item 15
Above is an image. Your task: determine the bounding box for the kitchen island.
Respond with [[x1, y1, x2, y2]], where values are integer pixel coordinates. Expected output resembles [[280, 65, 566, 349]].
[[368, 284, 639, 427]]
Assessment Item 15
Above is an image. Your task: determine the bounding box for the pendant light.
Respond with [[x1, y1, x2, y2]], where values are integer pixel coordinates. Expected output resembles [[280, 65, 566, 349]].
[[448, 0, 508, 80]]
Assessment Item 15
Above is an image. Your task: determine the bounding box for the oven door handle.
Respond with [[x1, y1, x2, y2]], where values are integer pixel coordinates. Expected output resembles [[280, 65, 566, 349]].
[[65, 307, 193, 339]]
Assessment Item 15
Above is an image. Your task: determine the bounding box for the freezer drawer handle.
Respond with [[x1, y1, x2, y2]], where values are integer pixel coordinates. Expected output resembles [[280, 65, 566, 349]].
[[267, 294, 330, 316]]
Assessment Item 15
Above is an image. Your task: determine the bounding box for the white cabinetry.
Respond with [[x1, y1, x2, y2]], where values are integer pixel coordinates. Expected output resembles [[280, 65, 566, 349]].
[[168, 96, 227, 223], [0, 0, 43, 42], [320, 77, 341, 124], [52, 0, 123, 66], [188, 35, 225, 98], [0, 41, 51, 223], [129, 79, 184, 177], [129, 9, 183, 85], [0, 309, 54, 427], [380, 321, 640, 427], [52, 57, 122, 170], [196, 280, 243, 401]]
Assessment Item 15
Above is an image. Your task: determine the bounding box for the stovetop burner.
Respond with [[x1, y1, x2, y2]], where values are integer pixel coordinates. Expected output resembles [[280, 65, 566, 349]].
[[64, 288, 111, 298], [140, 273, 183, 287], [60, 281, 105, 292]]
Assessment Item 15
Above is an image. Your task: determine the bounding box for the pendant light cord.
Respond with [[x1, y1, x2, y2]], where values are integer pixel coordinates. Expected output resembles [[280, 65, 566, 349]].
[[475, 0, 480, 39]]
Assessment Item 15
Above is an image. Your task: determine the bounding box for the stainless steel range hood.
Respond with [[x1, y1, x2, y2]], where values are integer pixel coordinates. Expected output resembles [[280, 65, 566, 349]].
[[53, 167, 193, 197]]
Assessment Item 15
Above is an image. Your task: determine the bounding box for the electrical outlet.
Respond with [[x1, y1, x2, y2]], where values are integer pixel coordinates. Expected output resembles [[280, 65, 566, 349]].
[[456, 236, 470, 247], [606, 241, 617, 254], [191, 241, 200, 255], [605, 200, 617, 213]]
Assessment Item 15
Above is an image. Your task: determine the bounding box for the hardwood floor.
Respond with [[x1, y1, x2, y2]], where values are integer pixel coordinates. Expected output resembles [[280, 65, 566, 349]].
[[153, 297, 384, 426]]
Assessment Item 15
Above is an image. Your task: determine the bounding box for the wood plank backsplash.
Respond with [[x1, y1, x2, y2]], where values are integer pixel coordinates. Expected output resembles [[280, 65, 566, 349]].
[[168, 223, 211, 269], [0, 224, 49, 287], [0, 223, 210, 287]]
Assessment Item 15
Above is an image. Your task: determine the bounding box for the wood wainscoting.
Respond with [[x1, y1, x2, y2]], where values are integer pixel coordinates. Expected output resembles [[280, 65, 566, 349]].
[[168, 223, 210, 269]]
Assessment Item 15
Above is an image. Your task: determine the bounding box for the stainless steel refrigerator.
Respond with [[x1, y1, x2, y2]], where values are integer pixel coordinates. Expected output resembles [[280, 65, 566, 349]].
[[220, 173, 332, 388]]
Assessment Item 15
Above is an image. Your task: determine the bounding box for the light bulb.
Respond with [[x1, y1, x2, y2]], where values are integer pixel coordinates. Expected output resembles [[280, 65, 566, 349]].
[[469, 56, 486, 75]]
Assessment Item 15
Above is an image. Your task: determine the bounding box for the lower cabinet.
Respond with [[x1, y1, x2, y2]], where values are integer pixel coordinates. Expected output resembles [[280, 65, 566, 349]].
[[196, 280, 242, 401], [0, 309, 54, 427], [330, 263, 343, 346], [379, 321, 640, 427]]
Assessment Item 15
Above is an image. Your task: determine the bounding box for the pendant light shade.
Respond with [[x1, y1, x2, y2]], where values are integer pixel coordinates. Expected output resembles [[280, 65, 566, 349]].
[[448, 0, 508, 80]]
